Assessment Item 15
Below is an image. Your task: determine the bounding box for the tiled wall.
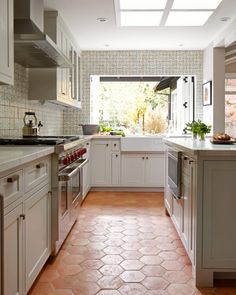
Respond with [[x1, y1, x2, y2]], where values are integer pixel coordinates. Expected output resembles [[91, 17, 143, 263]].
[[64, 50, 203, 134], [0, 63, 64, 137]]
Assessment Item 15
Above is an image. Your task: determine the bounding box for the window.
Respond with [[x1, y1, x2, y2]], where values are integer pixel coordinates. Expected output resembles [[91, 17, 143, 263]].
[[225, 78, 236, 136]]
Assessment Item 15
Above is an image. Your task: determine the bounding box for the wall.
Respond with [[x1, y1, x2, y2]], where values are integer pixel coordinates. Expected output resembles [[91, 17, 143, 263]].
[[64, 50, 204, 134], [203, 44, 225, 133], [0, 63, 64, 137]]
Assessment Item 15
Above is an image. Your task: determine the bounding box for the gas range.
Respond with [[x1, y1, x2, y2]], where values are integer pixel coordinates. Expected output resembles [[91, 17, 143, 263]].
[[0, 135, 84, 153]]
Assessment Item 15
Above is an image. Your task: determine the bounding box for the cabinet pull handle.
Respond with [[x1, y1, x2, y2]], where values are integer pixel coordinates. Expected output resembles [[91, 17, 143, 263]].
[[146, 157, 148, 160], [7, 175, 19, 183], [114, 144, 116, 147], [116, 154, 118, 158], [36, 163, 45, 169], [86, 142, 90, 146], [62, 92, 66, 95], [106, 144, 109, 147], [142, 157, 145, 160], [183, 156, 188, 160], [20, 214, 25, 220]]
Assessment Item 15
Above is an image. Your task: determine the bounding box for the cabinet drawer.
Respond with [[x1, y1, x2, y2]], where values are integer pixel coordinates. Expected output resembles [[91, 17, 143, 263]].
[[0, 170, 23, 207], [24, 157, 50, 193], [111, 140, 120, 152]]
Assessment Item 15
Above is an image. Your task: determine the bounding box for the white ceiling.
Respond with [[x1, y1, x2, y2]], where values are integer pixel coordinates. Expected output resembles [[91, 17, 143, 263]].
[[44, 0, 236, 50]]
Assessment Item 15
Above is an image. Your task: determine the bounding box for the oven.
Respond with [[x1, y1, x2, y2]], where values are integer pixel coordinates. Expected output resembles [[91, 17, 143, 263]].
[[167, 148, 182, 199]]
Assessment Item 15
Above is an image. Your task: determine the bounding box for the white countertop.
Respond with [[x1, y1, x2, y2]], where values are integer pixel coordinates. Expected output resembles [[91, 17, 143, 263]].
[[163, 138, 236, 155], [0, 146, 55, 174]]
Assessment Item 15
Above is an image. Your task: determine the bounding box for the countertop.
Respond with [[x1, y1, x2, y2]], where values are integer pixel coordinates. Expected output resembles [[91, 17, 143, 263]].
[[0, 146, 55, 174], [163, 137, 236, 155]]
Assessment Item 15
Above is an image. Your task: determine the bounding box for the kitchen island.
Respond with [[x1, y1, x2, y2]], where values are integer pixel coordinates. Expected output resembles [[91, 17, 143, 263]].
[[164, 137, 236, 287]]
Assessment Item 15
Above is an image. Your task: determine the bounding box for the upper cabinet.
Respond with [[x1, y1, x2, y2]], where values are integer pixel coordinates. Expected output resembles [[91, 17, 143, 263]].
[[0, 0, 14, 85], [28, 11, 81, 109]]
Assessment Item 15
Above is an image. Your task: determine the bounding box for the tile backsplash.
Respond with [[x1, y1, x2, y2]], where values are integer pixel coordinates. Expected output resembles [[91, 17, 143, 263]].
[[0, 63, 64, 137], [64, 50, 203, 134]]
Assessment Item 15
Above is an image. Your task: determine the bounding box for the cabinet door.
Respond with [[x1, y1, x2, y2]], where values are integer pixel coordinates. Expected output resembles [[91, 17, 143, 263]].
[[202, 161, 236, 269], [24, 185, 51, 293], [121, 154, 145, 186], [91, 141, 111, 186], [144, 153, 164, 187], [4, 203, 23, 295], [0, 0, 13, 85], [111, 153, 120, 186], [172, 197, 182, 234]]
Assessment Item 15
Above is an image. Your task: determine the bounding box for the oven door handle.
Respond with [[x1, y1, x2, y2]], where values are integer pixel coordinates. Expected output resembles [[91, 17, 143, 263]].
[[58, 159, 89, 181]]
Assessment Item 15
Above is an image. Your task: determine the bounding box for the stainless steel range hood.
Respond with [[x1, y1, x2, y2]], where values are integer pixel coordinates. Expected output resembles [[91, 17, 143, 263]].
[[14, 0, 72, 68]]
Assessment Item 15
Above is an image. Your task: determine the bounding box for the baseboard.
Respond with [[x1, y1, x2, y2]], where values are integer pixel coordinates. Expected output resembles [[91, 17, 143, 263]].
[[90, 187, 164, 192]]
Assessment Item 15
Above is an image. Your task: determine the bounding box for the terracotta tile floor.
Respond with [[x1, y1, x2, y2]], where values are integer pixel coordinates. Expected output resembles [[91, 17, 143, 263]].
[[29, 192, 236, 295]]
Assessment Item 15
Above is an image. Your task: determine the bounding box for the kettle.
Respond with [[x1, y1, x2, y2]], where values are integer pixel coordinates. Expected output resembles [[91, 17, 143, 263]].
[[22, 112, 39, 137]]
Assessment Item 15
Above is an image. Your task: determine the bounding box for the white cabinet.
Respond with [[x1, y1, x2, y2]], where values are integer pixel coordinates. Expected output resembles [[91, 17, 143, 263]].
[[24, 184, 51, 293], [1, 155, 51, 295], [202, 160, 236, 269], [121, 154, 145, 186], [28, 11, 81, 108], [91, 139, 121, 187], [121, 153, 164, 187], [4, 203, 23, 295], [91, 140, 111, 186], [0, 0, 14, 85]]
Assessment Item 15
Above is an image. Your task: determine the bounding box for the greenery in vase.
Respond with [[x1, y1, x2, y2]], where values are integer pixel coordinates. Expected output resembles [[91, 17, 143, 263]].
[[185, 120, 211, 140]]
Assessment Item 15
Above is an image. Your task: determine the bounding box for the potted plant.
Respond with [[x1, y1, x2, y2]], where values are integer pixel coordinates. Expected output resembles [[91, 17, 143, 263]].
[[185, 120, 211, 140]]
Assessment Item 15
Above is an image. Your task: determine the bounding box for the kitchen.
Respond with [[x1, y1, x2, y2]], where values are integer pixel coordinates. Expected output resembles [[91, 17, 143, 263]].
[[1, 0, 236, 294]]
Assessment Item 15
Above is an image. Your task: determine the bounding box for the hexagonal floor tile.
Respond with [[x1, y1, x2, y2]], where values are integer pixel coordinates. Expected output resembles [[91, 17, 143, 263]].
[[164, 270, 191, 284], [121, 259, 144, 270], [120, 271, 145, 283], [98, 276, 123, 289], [141, 265, 166, 277], [103, 246, 123, 255], [100, 264, 124, 276], [121, 250, 143, 260], [76, 269, 102, 282], [140, 256, 163, 265], [167, 283, 195, 295], [80, 259, 104, 270], [161, 261, 184, 271], [101, 255, 123, 265], [119, 283, 147, 295], [142, 277, 169, 290]]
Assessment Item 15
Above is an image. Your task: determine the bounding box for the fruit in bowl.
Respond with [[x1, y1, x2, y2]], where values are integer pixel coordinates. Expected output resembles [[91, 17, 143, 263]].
[[213, 133, 231, 141]]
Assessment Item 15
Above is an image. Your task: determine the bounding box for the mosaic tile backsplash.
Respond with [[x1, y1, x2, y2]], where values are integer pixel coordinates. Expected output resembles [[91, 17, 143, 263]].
[[64, 50, 203, 134], [0, 63, 64, 137]]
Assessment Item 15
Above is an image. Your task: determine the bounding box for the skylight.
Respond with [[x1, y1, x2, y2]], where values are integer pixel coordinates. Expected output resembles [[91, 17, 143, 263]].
[[119, 0, 167, 10], [166, 11, 214, 26], [115, 0, 223, 27], [120, 11, 163, 26], [172, 0, 223, 10]]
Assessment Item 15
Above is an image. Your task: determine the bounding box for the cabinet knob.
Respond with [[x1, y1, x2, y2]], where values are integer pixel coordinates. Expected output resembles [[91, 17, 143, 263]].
[[114, 144, 116, 147], [20, 214, 25, 220], [183, 156, 188, 160], [36, 163, 45, 169], [7, 174, 19, 183], [116, 154, 118, 158], [142, 157, 145, 160], [106, 144, 109, 147], [146, 157, 148, 160]]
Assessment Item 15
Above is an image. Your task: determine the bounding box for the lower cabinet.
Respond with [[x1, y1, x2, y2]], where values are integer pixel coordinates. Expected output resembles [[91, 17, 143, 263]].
[[2, 156, 51, 295], [4, 203, 23, 295], [24, 184, 51, 293], [121, 153, 164, 187]]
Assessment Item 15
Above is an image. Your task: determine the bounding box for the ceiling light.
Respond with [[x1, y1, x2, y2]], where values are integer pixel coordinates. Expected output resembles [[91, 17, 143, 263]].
[[120, 11, 163, 26], [119, 0, 167, 10], [166, 11, 213, 26], [172, 0, 223, 10], [97, 17, 108, 23]]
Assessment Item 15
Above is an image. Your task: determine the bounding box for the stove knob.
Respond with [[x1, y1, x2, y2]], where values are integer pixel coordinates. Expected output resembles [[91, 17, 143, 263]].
[[70, 154, 74, 162], [74, 152, 78, 159], [77, 150, 81, 158], [63, 157, 68, 165]]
